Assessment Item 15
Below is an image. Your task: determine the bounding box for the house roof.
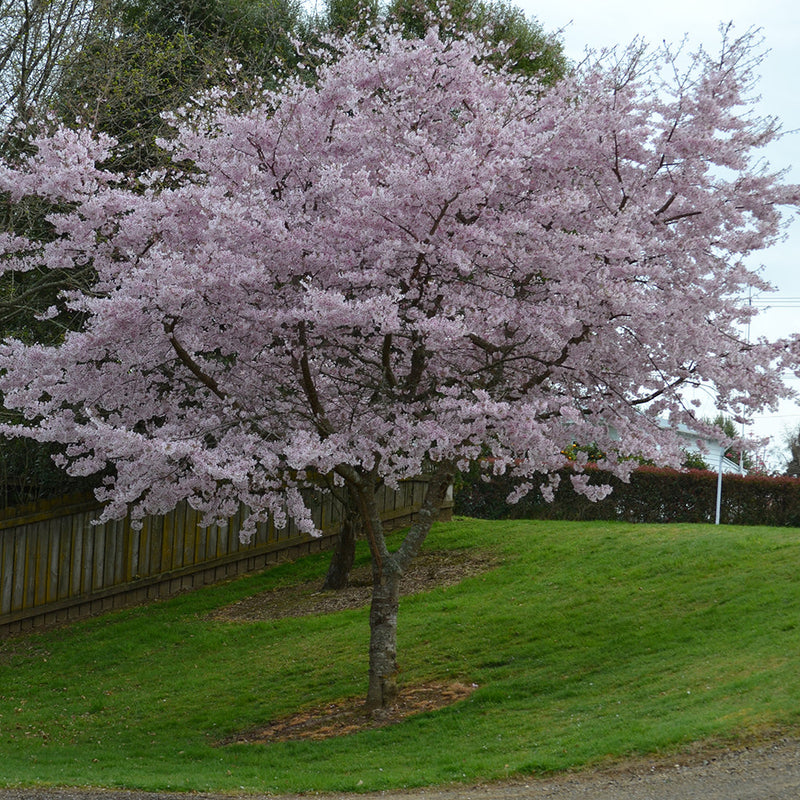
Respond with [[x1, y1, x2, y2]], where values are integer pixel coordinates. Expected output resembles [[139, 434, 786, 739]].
[[669, 422, 746, 475]]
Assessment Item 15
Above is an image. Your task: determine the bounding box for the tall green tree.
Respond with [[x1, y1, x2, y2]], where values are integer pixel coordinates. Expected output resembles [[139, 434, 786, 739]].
[[386, 0, 565, 80], [53, 0, 307, 173], [783, 424, 800, 477], [316, 0, 566, 82], [325, 0, 380, 35]]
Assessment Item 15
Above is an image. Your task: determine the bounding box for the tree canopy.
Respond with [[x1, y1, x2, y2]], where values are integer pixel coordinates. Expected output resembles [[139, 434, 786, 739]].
[[0, 0, 565, 511], [323, 0, 566, 79], [0, 25, 797, 706]]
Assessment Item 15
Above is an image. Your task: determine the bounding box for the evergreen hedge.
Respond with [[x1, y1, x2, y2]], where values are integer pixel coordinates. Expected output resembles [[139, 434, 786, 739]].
[[455, 465, 800, 527], [0, 436, 97, 509]]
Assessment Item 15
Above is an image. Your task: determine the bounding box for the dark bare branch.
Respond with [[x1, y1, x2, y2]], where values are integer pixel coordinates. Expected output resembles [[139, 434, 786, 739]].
[[662, 210, 703, 224], [382, 333, 398, 388], [293, 321, 334, 437], [163, 317, 229, 402], [654, 193, 677, 216]]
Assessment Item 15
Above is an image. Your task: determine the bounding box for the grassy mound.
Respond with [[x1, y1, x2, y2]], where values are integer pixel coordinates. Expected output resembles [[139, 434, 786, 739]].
[[1, 518, 799, 793]]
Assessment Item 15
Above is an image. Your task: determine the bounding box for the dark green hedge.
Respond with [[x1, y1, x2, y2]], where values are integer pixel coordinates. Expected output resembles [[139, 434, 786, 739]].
[[454, 465, 800, 527], [0, 436, 97, 509]]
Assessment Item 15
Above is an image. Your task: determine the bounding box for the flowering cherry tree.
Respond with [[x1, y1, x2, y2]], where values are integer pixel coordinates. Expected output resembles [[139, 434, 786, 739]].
[[1, 26, 798, 708]]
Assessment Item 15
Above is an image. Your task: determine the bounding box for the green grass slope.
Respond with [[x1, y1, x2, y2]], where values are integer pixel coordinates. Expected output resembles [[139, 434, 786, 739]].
[[1, 518, 799, 793]]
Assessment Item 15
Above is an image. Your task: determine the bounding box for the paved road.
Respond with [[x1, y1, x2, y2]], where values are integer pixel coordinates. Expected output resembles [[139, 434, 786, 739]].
[[1, 736, 799, 800]]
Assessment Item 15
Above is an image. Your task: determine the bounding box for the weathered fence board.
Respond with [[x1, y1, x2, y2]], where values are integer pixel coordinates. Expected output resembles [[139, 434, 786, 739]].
[[0, 478, 451, 636]]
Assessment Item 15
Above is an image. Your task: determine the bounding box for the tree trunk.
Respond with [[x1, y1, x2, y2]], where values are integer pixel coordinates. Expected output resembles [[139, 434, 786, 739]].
[[333, 462, 453, 710], [358, 462, 455, 711], [321, 499, 359, 590], [365, 565, 401, 710]]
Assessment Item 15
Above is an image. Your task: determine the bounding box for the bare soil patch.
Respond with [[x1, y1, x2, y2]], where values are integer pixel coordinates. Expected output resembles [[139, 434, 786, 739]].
[[220, 681, 477, 745], [210, 549, 494, 743], [209, 548, 496, 623]]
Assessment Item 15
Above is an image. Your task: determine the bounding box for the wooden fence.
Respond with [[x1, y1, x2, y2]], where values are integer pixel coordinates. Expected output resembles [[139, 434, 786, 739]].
[[0, 478, 449, 636]]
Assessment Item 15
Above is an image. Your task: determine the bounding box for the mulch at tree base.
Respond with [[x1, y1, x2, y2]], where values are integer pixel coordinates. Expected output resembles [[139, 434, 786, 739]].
[[218, 681, 477, 745]]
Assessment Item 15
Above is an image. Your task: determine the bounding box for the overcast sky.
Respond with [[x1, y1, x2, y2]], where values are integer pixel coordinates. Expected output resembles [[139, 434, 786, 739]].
[[520, 0, 800, 462]]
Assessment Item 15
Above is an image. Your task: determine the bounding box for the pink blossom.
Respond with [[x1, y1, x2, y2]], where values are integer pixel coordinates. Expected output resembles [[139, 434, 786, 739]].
[[0, 27, 797, 529]]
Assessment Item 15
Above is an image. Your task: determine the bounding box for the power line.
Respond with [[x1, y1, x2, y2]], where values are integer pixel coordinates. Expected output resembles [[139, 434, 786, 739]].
[[750, 295, 800, 308]]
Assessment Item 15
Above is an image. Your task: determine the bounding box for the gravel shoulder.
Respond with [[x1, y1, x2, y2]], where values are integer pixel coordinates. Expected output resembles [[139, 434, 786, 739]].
[[2, 735, 800, 800]]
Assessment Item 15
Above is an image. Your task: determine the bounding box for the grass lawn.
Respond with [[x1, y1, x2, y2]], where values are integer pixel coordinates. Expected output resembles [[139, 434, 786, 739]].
[[1, 517, 800, 793]]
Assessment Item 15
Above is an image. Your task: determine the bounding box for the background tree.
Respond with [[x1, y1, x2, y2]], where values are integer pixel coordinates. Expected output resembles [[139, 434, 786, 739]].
[[783, 424, 800, 477], [319, 0, 565, 80], [53, 0, 308, 173], [387, 0, 564, 79], [324, 0, 380, 36], [1, 27, 798, 709], [0, 0, 103, 127], [711, 413, 753, 471], [681, 450, 710, 471]]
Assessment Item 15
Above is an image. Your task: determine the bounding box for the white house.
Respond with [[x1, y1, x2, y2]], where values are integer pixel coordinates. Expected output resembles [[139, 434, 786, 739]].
[[670, 422, 746, 475]]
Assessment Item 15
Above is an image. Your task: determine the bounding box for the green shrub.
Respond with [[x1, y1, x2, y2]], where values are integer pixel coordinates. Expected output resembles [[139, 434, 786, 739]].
[[455, 465, 800, 526], [0, 435, 97, 508]]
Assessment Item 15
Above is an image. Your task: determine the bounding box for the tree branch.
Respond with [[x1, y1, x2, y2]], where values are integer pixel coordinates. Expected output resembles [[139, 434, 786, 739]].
[[382, 333, 398, 388], [629, 372, 695, 406], [395, 461, 454, 572], [662, 210, 703, 225], [163, 317, 228, 402], [335, 465, 389, 579], [293, 321, 334, 438], [519, 323, 592, 392]]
